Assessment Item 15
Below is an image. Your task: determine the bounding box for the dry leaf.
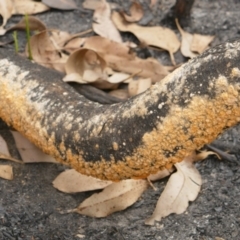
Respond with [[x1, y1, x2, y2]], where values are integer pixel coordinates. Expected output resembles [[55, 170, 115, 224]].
[[148, 168, 174, 182], [145, 154, 202, 225], [53, 169, 112, 193], [0, 135, 10, 156], [190, 34, 215, 54], [50, 30, 72, 49], [83, 0, 119, 10], [26, 30, 66, 72], [82, 0, 103, 10], [64, 48, 108, 84], [8, 16, 46, 32], [0, 0, 14, 35], [11, 131, 57, 163], [122, 1, 144, 23], [0, 135, 22, 163], [42, 0, 78, 10], [128, 78, 152, 96], [196, 150, 220, 161], [74, 36, 170, 82], [0, 165, 13, 180], [92, 0, 122, 43], [150, 0, 157, 7], [108, 89, 129, 99], [112, 11, 180, 65], [12, 0, 50, 15], [175, 18, 197, 58], [74, 179, 148, 217]]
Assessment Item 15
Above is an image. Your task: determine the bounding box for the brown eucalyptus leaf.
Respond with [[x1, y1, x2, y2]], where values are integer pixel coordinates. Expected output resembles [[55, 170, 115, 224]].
[[108, 89, 129, 100], [26, 30, 65, 72], [122, 1, 144, 23], [128, 78, 152, 96], [175, 18, 197, 58], [0, 135, 22, 163], [53, 169, 112, 193], [65, 36, 170, 82], [8, 16, 46, 32], [83, 0, 119, 10], [0, 135, 10, 156], [190, 34, 215, 54], [92, 0, 122, 43], [0, 0, 14, 35], [11, 131, 57, 163], [0, 165, 13, 180], [12, 0, 50, 15], [74, 179, 148, 217], [145, 154, 202, 225], [112, 11, 180, 65], [65, 48, 108, 83], [148, 168, 174, 182], [42, 0, 78, 10]]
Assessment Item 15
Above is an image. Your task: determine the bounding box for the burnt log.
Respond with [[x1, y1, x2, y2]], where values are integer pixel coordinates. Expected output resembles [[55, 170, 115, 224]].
[[0, 39, 240, 180]]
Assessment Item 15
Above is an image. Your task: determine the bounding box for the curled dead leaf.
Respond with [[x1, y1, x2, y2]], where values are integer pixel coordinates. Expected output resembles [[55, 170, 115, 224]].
[[0, 0, 13, 35], [74, 179, 148, 217], [175, 18, 197, 58], [27, 30, 66, 72], [12, 0, 50, 15], [42, 0, 78, 10], [8, 16, 46, 32], [190, 34, 215, 54], [122, 1, 144, 23], [145, 154, 202, 225], [108, 89, 129, 100], [53, 169, 112, 193], [64, 48, 108, 84], [93, 0, 122, 43], [128, 78, 152, 97], [0, 165, 13, 180], [11, 131, 57, 163], [112, 11, 180, 65]]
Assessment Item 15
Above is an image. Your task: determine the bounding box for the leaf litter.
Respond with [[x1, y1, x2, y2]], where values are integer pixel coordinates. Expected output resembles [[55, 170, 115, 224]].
[[0, 0, 217, 224]]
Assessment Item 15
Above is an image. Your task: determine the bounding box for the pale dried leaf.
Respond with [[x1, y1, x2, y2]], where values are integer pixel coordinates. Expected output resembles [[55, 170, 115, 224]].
[[175, 18, 197, 58], [108, 89, 129, 99], [145, 154, 202, 225], [12, 0, 50, 15], [0, 0, 14, 35], [65, 36, 170, 82], [63, 73, 87, 84], [8, 16, 46, 32], [26, 30, 65, 71], [150, 0, 157, 7], [122, 1, 144, 23], [0, 165, 13, 180], [92, 0, 122, 43], [83, 0, 103, 10], [148, 168, 174, 182], [65, 48, 109, 85], [50, 30, 72, 49], [0, 135, 10, 156], [128, 78, 151, 96], [107, 72, 131, 83], [74, 179, 148, 217], [53, 169, 112, 193], [196, 150, 220, 161], [190, 34, 215, 54], [112, 11, 180, 65], [0, 135, 22, 163], [11, 131, 57, 163], [42, 0, 78, 10]]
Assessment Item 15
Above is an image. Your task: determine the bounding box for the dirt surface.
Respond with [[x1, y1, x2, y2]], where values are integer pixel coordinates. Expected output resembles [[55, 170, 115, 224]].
[[1, 0, 240, 239]]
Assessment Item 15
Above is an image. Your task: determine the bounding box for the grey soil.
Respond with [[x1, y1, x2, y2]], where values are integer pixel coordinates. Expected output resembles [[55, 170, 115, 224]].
[[1, 0, 240, 239]]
